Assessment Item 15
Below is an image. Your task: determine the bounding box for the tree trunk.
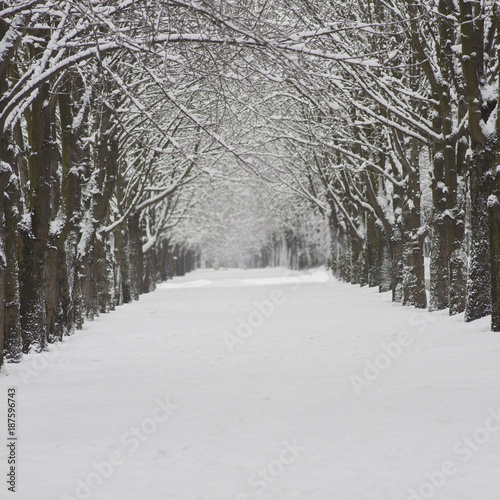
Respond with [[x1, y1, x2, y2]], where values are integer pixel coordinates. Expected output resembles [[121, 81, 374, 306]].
[[97, 237, 112, 313], [429, 214, 449, 311], [459, 0, 493, 322], [401, 138, 426, 309], [3, 172, 22, 361], [343, 232, 351, 282], [20, 82, 55, 352], [489, 43, 500, 331], [118, 227, 131, 303], [359, 237, 369, 287], [128, 211, 142, 301], [379, 231, 392, 293], [390, 222, 403, 302], [465, 151, 492, 321], [350, 234, 361, 285], [429, 124, 450, 311], [448, 132, 468, 315], [488, 191, 500, 331], [366, 215, 381, 287], [0, 162, 11, 367]]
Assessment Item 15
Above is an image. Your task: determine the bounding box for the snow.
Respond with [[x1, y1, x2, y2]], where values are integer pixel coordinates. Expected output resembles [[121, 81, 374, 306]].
[[157, 270, 329, 289], [437, 181, 449, 193], [1, 267, 500, 500], [482, 107, 497, 141], [18, 213, 31, 235], [50, 213, 66, 238], [487, 195, 499, 208], [0, 161, 12, 175], [159, 278, 213, 289]]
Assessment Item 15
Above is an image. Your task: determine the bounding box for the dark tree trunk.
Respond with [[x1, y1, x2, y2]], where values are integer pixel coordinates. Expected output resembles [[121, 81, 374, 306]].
[[429, 122, 450, 311], [343, 232, 351, 282], [379, 231, 392, 293], [20, 82, 55, 352], [83, 243, 99, 320], [459, 0, 493, 322], [489, 41, 500, 331], [0, 163, 11, 367], [45, 111, 64, 342], [118, 227, 131, 303], [359, 236, 369, 287], [57, 74, 88, 335], [0, 17, 20, 365], [401, 139, 427, 309], [448, 132, 468, 315], [97, 237, 112, 313], [128, 211, 142, 301], [3, 172, 22, 361], [429, 215, 449, 311], [366, 215, 381, 287], [390, 223, 403, 302], [465, 152, 492, 321], [350, 235, 361, 285], [488, 189, 500, 331]]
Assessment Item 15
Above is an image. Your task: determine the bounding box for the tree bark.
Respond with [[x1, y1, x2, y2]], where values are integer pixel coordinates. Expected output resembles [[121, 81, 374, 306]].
[[465, 152, 492, 321], [3, 171, 22, 361], [459, 0, 493, 322], [366, 215, 381, 288], [401, 138, 427, 308], [0, 162, 11, 367], [488, 192, 500, 331], [20, 80, 55, 352]]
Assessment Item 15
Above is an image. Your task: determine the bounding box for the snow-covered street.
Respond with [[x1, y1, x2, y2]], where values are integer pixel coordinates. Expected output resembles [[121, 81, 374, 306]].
[[1, 267, 500, 500]]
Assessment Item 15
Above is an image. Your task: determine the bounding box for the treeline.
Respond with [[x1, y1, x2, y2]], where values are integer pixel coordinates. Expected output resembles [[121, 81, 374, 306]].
[[0, 1, 220, 366], [264, 0, 500, 330], [0, 49, 194, 364], [172, 178, 330, 271]]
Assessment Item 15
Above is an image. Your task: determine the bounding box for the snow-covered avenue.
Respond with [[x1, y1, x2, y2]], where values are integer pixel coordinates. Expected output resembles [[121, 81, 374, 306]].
[[1, 267, 499, 500]]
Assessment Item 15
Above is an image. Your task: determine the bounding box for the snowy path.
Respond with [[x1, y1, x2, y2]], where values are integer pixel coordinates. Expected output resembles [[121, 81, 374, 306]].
[[1, 268, 500, 500]]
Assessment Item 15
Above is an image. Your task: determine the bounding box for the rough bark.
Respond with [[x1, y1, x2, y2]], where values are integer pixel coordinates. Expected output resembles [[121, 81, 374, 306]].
[[0, 12, 22, 363], [428, 124, 450, 311], [379, 231, 392, 293], [3, 172, 22, 361], [448, 127, 468, 315], [460, 0, 493, 322], [359, 236, 369, 287], [128, 210, 142, 301], [401, 138, 427, 309], [20, 79, 55, 352], [366, 215, 381, 288], [350, 234, 361, 285], [57, 74, 87, 334], [390, 180, 404, 302], [488, 192, 500, 331], [489, 28, 500, 331], [97, 237, 112, 313], [465, 152, 492, 321], [0, 162, 11, 367], [45, 107, 63, 342]]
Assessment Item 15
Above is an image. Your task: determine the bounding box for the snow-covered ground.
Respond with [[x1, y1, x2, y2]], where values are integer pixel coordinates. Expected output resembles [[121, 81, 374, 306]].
[[1, 267, 499, 500]]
